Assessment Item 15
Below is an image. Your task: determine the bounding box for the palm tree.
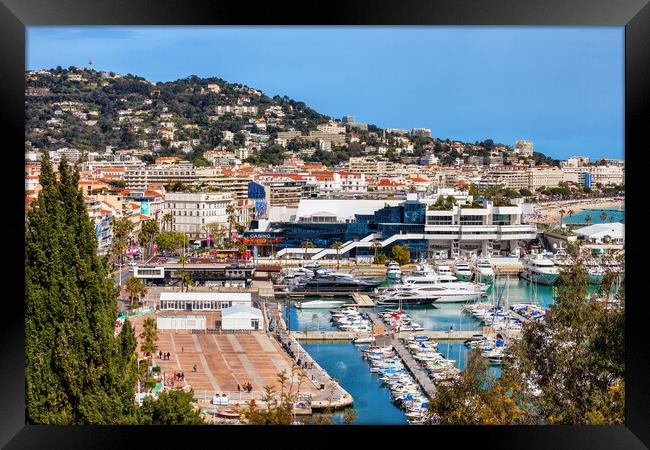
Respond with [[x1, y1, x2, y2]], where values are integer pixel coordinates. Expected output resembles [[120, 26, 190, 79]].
[[371, 241, 382, 259], [609, 215, 615, 223], [600, 212, 608, 223], [331, 241, 343, 269], [585, 214, 593, 224], [558, 209, 566, 226], [178, 254, 190, 290], [226, 203, 237, 237], [139, 317, 158, 359], [125, 277, 148, 309], [300, 240, 314, 262], [176, 269, 193, 292], [162, 212, 173, 232]]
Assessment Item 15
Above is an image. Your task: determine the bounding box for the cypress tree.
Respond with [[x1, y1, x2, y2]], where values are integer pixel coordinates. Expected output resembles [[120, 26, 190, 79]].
[[25, 153, 137, 424]]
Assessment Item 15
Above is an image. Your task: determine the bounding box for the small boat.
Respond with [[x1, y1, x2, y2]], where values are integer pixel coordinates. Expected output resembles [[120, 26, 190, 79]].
[[216, 409, 240, 418], [352, 335, 375, 344], [295, 299, 346, 309]]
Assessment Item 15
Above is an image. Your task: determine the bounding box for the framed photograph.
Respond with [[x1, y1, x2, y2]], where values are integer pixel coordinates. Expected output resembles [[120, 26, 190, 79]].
[[3, 0, 648, 447]]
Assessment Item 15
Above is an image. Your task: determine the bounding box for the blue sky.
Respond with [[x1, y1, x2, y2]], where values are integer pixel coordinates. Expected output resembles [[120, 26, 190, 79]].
[[27, 26, 624, 160]]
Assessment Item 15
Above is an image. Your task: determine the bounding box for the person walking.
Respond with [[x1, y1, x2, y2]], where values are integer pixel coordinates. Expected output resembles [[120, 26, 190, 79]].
[[193, 364, 197, 372], [237, 384, 241, 392]]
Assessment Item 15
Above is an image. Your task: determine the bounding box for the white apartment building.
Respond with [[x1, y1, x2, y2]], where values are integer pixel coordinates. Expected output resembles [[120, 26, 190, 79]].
[[586, 165, 624, 186], [316, 122, 346, 134], [125, 165, 196, 190], [215, 105, 258, 116], [311, 172, 368, 197], [164, 192, 235, 239], [527, 166, 564, 190]]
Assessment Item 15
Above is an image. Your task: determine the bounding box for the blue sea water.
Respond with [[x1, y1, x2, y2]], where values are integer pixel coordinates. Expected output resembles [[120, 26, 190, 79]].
[[563, 206, 624, 224], [301, 342, 407, 424]]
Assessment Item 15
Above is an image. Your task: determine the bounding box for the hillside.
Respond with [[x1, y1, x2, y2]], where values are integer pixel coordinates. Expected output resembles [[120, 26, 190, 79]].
[[25, 67, 560, 167]]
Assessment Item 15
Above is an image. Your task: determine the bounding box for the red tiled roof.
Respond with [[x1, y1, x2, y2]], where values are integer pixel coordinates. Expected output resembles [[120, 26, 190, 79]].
[[378, 179, 405, 187]]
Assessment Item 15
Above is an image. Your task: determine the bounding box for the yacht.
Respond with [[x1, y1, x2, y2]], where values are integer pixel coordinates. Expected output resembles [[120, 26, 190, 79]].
[[435, 264, 455, 278], [474, 258, 494, 284], [280, 267, 314, 281], [295, 299, 346, 309], [453, 260, 473, 281], [379, 262, 488, 303], [520, 253, 560, 286], [290, 273, 381, 293], [377, 288, 440, 305], [386, 261, 402, 280]]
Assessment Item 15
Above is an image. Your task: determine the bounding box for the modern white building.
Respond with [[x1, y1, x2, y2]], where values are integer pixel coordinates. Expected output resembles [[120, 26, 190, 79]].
[[156, 314, 206, 331], [573, 223, 624, 245], [423, 198, 537, 258], [221, 305, 263, 331], [164, 191, 235, 239], [158, 292, 252, 311]]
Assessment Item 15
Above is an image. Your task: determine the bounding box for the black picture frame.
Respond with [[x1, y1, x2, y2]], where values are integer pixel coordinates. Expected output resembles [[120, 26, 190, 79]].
[[2, 0, 648, 447]]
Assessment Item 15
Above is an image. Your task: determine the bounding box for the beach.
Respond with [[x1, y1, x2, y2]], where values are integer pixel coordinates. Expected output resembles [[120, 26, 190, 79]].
[[528, 197, 625, 225]]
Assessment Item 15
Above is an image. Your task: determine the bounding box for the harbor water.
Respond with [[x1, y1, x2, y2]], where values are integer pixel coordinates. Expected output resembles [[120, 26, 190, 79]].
[[300, 342, 407, 424], [290, 274, 615, 424]]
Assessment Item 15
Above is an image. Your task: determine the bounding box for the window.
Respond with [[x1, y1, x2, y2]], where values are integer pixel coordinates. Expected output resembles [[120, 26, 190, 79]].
[[427, 216, 453, 225], [492, 214, 511, 225], [460, 215, 484, 225]]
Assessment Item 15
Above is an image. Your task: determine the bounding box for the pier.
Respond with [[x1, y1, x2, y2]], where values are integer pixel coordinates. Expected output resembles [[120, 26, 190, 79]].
[[366, 311, 438, 399], [292, 329, 494, 341]]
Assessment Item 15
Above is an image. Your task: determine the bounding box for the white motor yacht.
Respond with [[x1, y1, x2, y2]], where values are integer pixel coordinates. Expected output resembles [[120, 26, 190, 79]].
[[520, 253, 560, 286], [379, 262, 488, 303], [474, 258, 494, 284], [386, 261, 402, 280], [453, 260, 473, 281]]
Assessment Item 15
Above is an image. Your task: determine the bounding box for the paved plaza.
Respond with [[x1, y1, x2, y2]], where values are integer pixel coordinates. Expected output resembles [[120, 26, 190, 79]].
[[131, 314, 321, 402]]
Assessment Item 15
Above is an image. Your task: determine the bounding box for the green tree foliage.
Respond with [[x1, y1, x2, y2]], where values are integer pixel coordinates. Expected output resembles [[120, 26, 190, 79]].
[[138, 390, 205, 425], [373, 253, 388, 265], [427, 349, 535, 425], [155, 232, 189, 254], [25, 153, 138, 424], [244, 145, 286, 166], [391, 244, 410, 265], [138, 219, 159, 256], [111, 216, 134, 264]]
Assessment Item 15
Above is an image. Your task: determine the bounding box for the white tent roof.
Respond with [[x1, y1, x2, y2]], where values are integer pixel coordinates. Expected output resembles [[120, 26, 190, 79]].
[[159, 292, 251, 302], [221, 304, 263, 319], [295, 199, 402, 221], [574, 222, 624, 239]]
